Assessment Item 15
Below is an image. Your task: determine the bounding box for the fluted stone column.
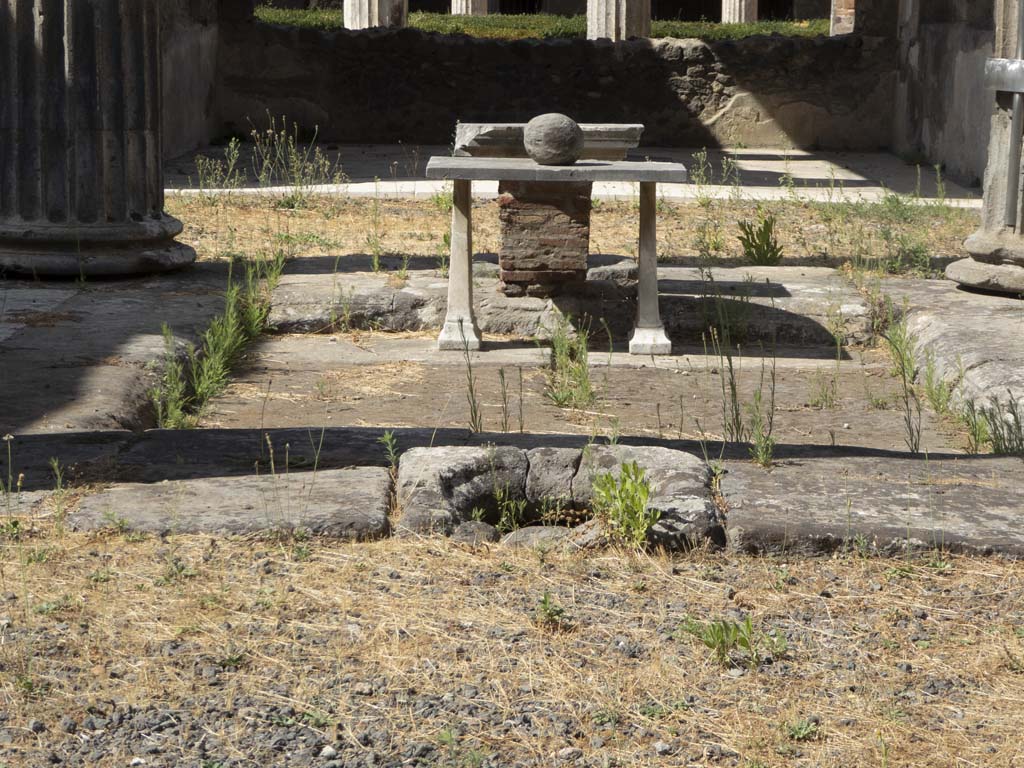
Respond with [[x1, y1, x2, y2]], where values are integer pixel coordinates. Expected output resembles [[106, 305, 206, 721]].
[[452, 0, 487, 15], [587, 0, 650, 41], [0, 0, 194, 277], [345, 0, 408, 29], [949, 0, 1024, 294], [721, 0, 757, 23]]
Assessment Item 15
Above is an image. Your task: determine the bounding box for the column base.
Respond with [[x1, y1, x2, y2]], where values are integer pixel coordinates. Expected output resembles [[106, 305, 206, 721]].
[[946, 258, 1024, 296], [628, 326, 672, 355], [438, 318, 482, 351], [0, 240, 196, 278]]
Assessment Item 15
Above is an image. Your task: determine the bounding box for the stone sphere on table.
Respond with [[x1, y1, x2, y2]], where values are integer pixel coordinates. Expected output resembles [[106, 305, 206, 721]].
[[523, 113, 585, 166]]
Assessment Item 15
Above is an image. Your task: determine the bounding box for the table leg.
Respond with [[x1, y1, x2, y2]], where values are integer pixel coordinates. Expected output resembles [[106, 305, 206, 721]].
[[629, 181, 671, 355], [438, 178, 482, 351]]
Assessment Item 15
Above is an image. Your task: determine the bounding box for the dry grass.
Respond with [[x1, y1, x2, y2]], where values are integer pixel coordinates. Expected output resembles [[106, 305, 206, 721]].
[[165, 194, 977, 272], [0, 521, 1022, 766]]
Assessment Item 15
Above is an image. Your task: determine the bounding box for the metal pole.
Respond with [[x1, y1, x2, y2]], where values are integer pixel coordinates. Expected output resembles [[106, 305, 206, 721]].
[[1005, 0, 1024, 228]]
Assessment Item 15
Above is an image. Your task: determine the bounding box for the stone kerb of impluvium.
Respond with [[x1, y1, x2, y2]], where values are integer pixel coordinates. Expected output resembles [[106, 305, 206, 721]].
[[586, 0, 651, 41], [0, 0, 195, 277], [947, 4, 1024, 295], [393, 444, 723, 551], [344, 0, 408, 29]]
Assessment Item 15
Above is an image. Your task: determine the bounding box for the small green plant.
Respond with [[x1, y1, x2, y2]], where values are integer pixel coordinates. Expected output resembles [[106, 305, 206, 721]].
[[884, 314, 922, 454], [679, 615, 788, 669], [378, 430, 400, 471], [545, 315, 595, 409], [922, 349, 952, 414], [430, 186, 453, 214], [460, 322, 483, 433], [979, 394, 1024, 456], [495, 484, 527, 534], [535, 591, 571, 631], [960, 400, 990, 455], [737, 211, 783, 266], [747, 355, 777, 467], [785, 718, 822, 742], [591, 461, 656, 549]]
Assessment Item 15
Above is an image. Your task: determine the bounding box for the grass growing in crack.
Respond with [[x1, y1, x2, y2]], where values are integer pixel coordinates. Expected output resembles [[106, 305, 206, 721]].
[[460, 322, 483, 433], [977, 395, 1024, 456], [591, 461, 656, 549], [708, 329, 746, 444], [378, 430, 399, 472], [545, 315, 595, 409], [883, 313, 922, 454], [737, 209, 783, 265], [960, 400, 990, 455], [151, 253, 285, 428], [747, 354, 777, 468], [922, 349, 952, 415]]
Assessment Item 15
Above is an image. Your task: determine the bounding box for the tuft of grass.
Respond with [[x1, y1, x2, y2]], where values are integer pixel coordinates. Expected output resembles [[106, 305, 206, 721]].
[[737, 210, 784, 265], [591, 461, 656, 549], [977, 394, 1024, 456], [460, 322, 483, 433], [249, 112, 345, 208], [151, 252, 286, 429], [545, 315, 595, 410]]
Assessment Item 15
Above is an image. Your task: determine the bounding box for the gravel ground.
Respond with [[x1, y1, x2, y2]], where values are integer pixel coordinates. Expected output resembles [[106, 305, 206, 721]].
[[0, 527, 1022, 767]]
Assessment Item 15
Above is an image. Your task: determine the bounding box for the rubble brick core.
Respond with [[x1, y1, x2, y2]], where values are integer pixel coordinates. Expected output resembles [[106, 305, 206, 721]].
[[497, 181, 592, 297]]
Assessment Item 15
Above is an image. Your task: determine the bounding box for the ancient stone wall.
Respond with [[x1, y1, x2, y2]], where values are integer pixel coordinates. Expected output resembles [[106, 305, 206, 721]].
[[161, 0, 222, 158], [892, 0, 994, 185], [217, 24, 896, 150]]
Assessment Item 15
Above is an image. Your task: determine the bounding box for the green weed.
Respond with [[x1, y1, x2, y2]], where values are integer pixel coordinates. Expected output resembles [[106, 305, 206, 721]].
[[591, 461, 657, 549], [737, 210, 784, 265]]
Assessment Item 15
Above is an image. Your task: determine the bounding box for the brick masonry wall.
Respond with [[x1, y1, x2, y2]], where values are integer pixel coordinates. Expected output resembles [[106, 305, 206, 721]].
[[217, 23, 897, 150], [497, 181, 591, 296]]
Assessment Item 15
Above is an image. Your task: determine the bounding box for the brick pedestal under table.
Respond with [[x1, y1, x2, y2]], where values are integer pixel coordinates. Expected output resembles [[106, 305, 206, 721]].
[[0, 0, 194, 277], [425, 156, 687, 356]]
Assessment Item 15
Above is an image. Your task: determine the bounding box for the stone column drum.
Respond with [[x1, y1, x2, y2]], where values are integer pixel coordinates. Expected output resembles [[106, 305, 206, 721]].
[[721, 0, 757, 23], [0, 0, 195, 277], [587, 0, 650, 41], [345, 0, 408, 29], [451, 0, 487, 15], [948, 0, 1024, 294]]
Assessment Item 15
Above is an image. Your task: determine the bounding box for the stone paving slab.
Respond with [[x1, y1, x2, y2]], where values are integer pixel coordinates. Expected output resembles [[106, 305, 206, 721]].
[[0, 264, 230, 435], [269, 259, 870, 347], [70, 467, 392, 538], [882, 278, 1024, 406], [723, 454, 1024, 556]]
